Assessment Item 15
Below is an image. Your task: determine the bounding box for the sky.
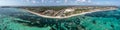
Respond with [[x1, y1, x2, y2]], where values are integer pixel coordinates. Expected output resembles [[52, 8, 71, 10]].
[[0, 0, 120, 6]]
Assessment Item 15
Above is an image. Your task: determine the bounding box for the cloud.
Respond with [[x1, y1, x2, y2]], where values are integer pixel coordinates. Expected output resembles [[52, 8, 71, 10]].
[[76, 0, 87, 2], [26, 0, 30, 2], [76, 0, 92, 3], [31, 0, 40, 3], [56, 1, 61, 3], [65, 0, 68, 2], [41, 0, 44, 3]]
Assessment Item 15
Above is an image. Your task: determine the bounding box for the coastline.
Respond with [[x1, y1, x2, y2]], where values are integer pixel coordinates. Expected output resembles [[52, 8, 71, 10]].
[[25, 9, 117, 19]]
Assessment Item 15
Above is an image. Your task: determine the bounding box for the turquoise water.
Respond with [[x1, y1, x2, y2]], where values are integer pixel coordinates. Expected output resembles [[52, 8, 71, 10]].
[[0, 8, 120, 30]]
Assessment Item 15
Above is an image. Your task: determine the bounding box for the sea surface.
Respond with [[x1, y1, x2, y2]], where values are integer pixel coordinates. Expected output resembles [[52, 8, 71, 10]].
[[0, 8, 120, 30]]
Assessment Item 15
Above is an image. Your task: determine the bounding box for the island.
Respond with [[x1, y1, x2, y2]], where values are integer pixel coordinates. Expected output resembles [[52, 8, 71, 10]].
[[22, 6, 118, 18]]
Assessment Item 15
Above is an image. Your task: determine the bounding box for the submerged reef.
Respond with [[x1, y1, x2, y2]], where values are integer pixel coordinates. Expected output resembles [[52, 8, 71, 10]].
[[0, 8, 120, 30]]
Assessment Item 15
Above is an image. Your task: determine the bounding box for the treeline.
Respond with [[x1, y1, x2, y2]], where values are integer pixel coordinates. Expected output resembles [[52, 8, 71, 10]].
[[23, 6, 73, 11], [38, 6, 70, 10]]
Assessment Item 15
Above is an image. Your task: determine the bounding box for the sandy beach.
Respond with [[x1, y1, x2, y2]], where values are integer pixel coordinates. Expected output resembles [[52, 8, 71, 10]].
[[25, 9, 117, 19]]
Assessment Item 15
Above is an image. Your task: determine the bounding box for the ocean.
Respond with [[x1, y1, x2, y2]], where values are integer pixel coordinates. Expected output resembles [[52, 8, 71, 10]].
[[0, 8, 120, 30]]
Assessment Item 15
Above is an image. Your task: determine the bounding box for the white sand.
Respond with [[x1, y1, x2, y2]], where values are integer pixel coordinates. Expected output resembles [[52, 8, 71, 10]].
[[26, 9, 117, 19]]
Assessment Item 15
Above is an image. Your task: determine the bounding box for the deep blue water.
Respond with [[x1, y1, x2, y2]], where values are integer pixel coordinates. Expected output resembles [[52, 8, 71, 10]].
[[0, 8, 120, 30]]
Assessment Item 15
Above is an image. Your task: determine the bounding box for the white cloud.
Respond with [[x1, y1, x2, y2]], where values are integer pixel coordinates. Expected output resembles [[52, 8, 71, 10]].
[[87, 0, 91, 2], [32, 0, 37, 3], [65, 0, 68, 2], [76, 0, 86, 2], [76, 0, 92, 3], [41, 0, 44, 3]]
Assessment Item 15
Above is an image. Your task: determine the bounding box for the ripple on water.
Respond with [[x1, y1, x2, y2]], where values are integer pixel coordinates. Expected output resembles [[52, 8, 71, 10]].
[[0, 8, 120, 30]]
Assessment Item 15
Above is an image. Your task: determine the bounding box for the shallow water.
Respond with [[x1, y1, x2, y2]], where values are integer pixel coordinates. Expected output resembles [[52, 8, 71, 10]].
[[0, 8, 120, 30]]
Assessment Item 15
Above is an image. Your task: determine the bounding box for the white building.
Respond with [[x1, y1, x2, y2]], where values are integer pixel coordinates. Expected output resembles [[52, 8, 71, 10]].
[[64, 8, 75, 13]]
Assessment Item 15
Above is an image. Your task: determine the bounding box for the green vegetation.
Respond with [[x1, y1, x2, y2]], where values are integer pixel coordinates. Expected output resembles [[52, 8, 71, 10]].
[[38, 6, 68, 10], [24, 6, 71, 11]]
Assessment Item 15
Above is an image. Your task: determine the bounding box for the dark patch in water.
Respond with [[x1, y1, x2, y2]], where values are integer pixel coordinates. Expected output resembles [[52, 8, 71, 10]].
[[92, 20, 96, 24], [111, 24, 114, 28], [104, 22, 107, 24], [1, 8, 120, 30]]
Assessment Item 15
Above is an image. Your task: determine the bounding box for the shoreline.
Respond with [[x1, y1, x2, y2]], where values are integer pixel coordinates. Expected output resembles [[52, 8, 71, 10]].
[[25, 9, 117, 19]]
